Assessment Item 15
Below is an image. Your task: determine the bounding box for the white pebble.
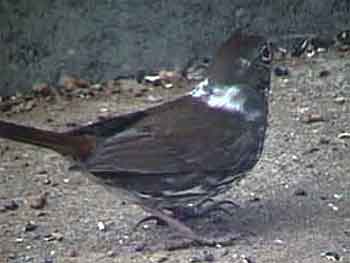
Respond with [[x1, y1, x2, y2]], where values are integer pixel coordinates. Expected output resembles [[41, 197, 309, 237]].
[[97, 221, 106, 231], [328, 203, 339, 211]]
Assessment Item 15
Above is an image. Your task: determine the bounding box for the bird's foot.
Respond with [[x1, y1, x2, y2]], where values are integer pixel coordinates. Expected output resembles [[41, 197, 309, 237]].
[[133, 215, 166, 230], [170, 198, 240, 220], [133, 205, 242, 249]]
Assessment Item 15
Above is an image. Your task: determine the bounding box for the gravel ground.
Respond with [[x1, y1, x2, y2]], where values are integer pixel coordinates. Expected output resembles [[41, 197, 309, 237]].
[[0, 51, 350, 263]]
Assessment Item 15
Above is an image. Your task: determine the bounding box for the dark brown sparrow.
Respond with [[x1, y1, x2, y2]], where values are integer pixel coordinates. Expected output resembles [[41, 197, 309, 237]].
[[0, 31, 272, 245]]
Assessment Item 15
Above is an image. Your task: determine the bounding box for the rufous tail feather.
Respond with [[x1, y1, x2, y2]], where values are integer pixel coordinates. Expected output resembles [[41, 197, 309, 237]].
[[0, 120, 95, 159]]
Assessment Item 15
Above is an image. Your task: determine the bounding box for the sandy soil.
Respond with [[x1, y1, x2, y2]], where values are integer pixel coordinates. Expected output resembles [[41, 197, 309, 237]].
[[0, 51, 350, 263]]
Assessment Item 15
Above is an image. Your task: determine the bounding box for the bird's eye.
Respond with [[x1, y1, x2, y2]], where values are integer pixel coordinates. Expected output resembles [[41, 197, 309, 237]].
[[260, 44, 272, 63]]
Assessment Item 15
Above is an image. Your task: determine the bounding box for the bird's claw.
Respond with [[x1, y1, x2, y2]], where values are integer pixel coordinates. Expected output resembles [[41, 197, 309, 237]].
[[133, 215, 167, 230], [170, 199, 240, 220]]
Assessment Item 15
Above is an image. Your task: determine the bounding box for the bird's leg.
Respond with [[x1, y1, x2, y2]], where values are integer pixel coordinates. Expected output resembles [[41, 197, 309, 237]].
[[134, 205, 241, 248]]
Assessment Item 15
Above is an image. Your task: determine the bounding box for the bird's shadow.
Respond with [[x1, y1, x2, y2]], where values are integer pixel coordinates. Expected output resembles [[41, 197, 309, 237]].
[[129, 185, 347, 251]]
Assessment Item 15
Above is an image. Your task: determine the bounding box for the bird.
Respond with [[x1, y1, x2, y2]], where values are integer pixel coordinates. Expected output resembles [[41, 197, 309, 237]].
[[0, 31, 272, 246]]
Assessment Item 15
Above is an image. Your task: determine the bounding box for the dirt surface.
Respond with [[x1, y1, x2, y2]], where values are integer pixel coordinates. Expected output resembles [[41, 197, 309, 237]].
[[0, 52, 350, 262]]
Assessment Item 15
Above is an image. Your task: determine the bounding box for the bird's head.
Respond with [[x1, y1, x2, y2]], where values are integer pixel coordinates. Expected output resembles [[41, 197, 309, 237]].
[[208, 32, 272, 94]]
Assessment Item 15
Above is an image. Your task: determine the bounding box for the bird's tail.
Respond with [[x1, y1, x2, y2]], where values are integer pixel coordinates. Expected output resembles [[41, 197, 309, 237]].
[[0, 120, 95, 159]]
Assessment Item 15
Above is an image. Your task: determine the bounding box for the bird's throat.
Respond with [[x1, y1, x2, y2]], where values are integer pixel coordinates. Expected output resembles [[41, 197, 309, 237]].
[[190, 79, 264, 121]]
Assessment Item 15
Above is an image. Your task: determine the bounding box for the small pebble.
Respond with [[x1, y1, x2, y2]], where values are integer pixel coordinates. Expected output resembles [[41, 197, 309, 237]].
[[144, 75, 161, 85], [133, 89, 146, 97], [36, 211, 47, 217], [303, 147, 320, 155], [66, 249, 78, 257], [203, 252, 215, 262], [248, 192, 261, 202], [319, 137, 330, 144], [163, 83, 173, 89], [135, 242, 146, 252], [24, 255, 33, 262], [97, 221, 106, 231], [43, 178, 51, 185], [333, 97, 346, 104], [333, 194, 343, 200], [23, 221, 37, 232], [273, 239, 285, 245], [250, 196, 261, 202], [150, 253, 169, 263], [146, 95, 163, 103], [328, 203, 339, 211], [44, 232, 64, 241], [189, 256, 202, 263], [321, 251, 341, 261], [107, 250, 116, 257], [15, 238, 24, 243], [44, 256, 54, 263], [240, 255, 254, 263], [157, 256, 169, 263], [320, 195, 328, 200], [220, 249, 229, 257], [2, 199, 19, 211], [294, 188, 308, 196], [274, 66, 289, 77], [99, 108, 109, 113], [52, 232, 64, 241], [337, 133, 350, 139], [29, 193, 47, 209], [7, 253, 16, 259], [300, 113, 324, 123], [319, 70, 331, 78], [91, 83, 102, 90], [305, 163, 314, 168], [291, 155, 299, 161]]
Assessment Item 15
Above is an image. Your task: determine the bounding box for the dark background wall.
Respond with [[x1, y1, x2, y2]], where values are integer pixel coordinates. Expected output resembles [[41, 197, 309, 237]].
[[0, 0, 349, 96]]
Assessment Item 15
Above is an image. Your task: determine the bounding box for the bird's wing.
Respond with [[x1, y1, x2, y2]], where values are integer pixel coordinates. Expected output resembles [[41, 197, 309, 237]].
[[85, 95, 259, 175]]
